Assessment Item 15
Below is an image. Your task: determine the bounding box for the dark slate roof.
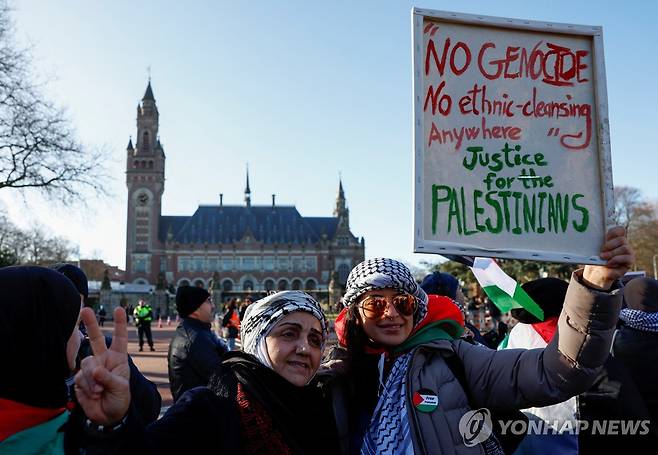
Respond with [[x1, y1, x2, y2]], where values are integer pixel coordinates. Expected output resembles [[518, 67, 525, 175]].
[[159, 205, 340, 244], [143, 82, 155, 101]]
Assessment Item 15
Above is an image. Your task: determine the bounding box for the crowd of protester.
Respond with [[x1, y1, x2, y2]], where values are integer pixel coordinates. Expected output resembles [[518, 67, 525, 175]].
[[1, 226, 657, 453]]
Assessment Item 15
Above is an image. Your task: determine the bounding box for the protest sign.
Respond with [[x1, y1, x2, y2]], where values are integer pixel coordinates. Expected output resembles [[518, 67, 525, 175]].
[[412, 9, 614, 264]]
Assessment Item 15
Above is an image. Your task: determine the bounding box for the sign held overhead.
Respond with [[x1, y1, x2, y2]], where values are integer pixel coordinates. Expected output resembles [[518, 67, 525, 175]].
[[412, 8, 614, 264]]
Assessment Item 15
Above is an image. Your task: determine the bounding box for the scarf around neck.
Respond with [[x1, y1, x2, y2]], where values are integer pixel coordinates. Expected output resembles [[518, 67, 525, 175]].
[[209, 352, 338, 455], [360, 295, 464, 454], [620, 308, 658, 332]]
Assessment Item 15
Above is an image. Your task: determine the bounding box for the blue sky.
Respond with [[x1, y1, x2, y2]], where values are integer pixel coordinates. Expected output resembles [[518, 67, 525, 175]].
[[2, 0, 656, 270]]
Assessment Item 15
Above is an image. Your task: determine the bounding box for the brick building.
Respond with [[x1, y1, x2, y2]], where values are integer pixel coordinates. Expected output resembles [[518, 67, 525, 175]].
[[125, 82, 364, 302]]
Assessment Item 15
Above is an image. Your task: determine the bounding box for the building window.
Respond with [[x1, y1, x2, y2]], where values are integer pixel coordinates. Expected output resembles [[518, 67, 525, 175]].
[[194, 279, 205, 288], [194, 257, 204, 272], [277, 257, 290, 271], [305, 279, 317, 290], [291, 279, 302, 290], [242, 256, 256, 271], [222, 257, 234, 271], [222, 279, 233, 292], [263, 256, 275, 271], [264, 279, 275, 291], [337, 264, 350, 284], [160, 257, 167, 272], [277, 279, 288, 291], [338, 236, 349, 246], [143, 131, 150, 149], [292, 256, 304, 272], [207, 257, 219, 271], [133, 258, 147, 273], [305, 256, 317, 272], [243, 280, 254, 291]]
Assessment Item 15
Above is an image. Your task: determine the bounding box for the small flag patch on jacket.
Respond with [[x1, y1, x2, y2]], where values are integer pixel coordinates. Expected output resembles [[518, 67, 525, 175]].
[[413, 388, 439, 413]]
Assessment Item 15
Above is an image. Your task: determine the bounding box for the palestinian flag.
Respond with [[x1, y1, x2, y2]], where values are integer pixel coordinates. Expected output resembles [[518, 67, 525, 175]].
[[469, 257, 544, 321], [412, 389, 439, 413]]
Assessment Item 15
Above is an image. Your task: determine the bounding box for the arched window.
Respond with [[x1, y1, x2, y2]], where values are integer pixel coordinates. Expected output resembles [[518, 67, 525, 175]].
[[194, 279, 205, 288], [337, 264, 351, 284], [143, 131, 150, 150], [179, 279, 190, 287], [243, 280, 254, 291], [277, 279, 288, 291], [222, 279, 233, 292], [291, 279, 302, 290], [305, 279, 317, 290], [264, 279, 275, 291]]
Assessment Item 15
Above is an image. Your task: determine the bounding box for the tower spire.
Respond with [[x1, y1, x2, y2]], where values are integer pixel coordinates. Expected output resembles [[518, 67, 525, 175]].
[[143, 80, 155, 101], [244, 164, 251, 207], [334, 175, 349, 226]]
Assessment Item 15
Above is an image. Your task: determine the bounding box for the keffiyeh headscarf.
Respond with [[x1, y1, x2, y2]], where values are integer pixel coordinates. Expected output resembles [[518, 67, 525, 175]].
[[240, 290, 328, 369], [343, 258, 428, 326]]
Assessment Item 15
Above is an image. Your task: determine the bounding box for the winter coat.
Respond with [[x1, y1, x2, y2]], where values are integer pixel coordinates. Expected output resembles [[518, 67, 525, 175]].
[[505, 322, 654, 454], [167, 317, 228, 402], [329, 270, 623, 454], [80, 352, 339, 455], [612, 323, 658, 430]]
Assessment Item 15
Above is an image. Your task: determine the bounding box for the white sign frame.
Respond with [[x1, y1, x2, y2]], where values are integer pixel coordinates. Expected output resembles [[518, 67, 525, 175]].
[[412, 8, 614, 264]]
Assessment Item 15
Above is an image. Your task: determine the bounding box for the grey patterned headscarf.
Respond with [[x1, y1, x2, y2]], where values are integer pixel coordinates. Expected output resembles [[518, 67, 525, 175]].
[[241, 290, 328, 368], [342, 258, 428, 325]]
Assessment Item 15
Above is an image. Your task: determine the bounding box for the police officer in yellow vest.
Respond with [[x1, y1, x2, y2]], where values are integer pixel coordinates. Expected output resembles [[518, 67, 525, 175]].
[[134, 299, 155, 351]]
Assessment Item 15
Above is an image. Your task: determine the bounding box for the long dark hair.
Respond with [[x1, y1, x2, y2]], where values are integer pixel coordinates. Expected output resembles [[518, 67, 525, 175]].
[[341, 304, 381, 409], [343, 304, 368, 361]]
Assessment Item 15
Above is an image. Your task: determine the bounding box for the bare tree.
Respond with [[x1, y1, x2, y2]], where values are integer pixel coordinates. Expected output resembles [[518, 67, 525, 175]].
[[613, 186, 658, 273], [0, 1, 107, 205], [613, 186, 647, 231]]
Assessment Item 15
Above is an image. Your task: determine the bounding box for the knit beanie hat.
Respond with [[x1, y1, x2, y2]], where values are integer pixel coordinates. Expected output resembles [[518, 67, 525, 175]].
[[176, 285, 210, 317], [623, 277, 658, 313], [512, 277, 568, 324], [420, 272, 459, 299], [50, 263, 89, 299]]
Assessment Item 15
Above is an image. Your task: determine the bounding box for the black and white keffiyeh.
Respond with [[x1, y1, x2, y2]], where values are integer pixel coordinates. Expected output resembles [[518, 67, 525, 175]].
[[620, 308, 658, 332], [342, 258, 428, 325], [240, 290, 328, 368]]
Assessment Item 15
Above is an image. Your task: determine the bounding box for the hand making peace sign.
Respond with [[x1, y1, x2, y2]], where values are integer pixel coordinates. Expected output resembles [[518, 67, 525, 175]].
[[75, 307, 131, 425]]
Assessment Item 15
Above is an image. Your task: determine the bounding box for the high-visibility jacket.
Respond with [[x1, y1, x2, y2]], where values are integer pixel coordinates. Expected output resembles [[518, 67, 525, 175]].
[[134, 305, 153, 325]]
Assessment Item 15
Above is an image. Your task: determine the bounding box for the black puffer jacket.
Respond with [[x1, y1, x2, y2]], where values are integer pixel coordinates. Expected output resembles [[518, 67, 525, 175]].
[[167, 317, 227, 402], [613, 323, 658, 428]]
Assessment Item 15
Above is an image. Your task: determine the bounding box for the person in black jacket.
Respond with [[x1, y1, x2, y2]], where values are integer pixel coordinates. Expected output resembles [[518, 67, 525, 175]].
[[50, 264, 162, 425], [168, 285, 227, 402], [613, 277, 658, 430]]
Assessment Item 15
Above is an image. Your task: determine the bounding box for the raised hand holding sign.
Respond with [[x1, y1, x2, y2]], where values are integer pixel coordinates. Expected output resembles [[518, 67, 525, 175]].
[[583, 226, 635, 290], [75, 307, 131, 425]]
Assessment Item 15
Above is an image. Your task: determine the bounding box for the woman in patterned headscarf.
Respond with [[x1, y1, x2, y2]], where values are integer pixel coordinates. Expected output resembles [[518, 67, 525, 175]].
[[76, 290, 340, 455], [330, 229, 636, 455]]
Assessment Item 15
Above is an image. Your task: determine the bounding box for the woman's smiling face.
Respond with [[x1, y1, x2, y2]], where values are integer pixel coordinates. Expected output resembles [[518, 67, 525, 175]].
[[357, 288, 415, 347], [265, 311, 324, 386]]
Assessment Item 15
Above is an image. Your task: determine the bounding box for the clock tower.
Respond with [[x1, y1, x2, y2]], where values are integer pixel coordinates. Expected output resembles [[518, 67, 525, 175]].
[[125, 81, 166, 282]]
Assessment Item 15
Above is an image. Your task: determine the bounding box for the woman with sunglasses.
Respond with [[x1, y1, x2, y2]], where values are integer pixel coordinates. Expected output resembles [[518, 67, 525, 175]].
[[329, 226, 634, 454]]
